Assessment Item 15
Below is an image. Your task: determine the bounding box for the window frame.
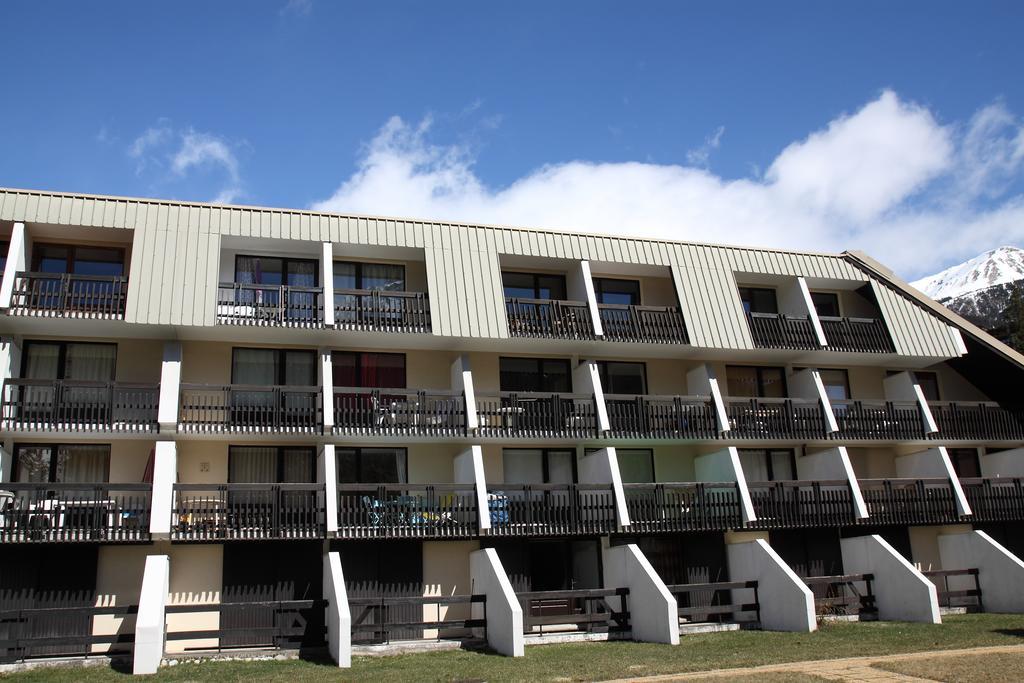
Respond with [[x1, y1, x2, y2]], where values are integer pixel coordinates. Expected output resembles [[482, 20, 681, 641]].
[[335, 447, 409, 483], [738, 286, 779, 315], [592, 277, 642, 306], [234, 254, 319, 287], [13, 443, 112, 483], [330, 351, 407, 389], [332, 260, 407, 292], [725, 364, 788, 398], [596, 360, 649, 395], [739, 448, 797, 482], [913, 371, 941, 402], [227, 445, 316, 484], [817, 368, 852, 401], [230, 347, 317, 386], [499, 356, 572, 393], [810, 291, 842, 318], [31, 242, 126, 276], [501, 271, 568, 301], [504, 448, 579, 484], [20, 340, 117, 381]]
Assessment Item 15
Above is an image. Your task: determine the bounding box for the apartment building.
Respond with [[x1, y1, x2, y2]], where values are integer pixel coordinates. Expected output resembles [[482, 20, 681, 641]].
[[0, 187, 1022, 672]]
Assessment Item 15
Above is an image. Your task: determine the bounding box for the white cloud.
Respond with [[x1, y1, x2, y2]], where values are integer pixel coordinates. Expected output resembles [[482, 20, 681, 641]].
[[127, 123, 244, 203], [686, 125, 725, 168], [311, 90, 1024, 280]]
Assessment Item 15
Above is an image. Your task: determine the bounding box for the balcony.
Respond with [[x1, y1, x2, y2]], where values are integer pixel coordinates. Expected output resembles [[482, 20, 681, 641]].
[[476, 392, 598, 438], [178, 384, 321, 434], [166, 599, 327, 651], [831, 400, 925, 441], [0, 483, 151, 542], [622, 482, 743, 533], [818, 316, 894, 353], [8, 272, 128, 319], [332, 388, 466, 437], [0, 379, 159, 433], [960, 477, 1024, 522], [350, 594, 485, 645], [746, 480, 858, 529], [334, 289, 430, 333], [216, 282, 323, 327], [927, 402, 1024, 441], [857, 478, 961, 525], [171, 483, 325, 540], [605, 394, 719, 439], [597, 304, 688, 344], [518, 587, 629, 635], [336, 483, 478, 538], [486, 483, 617, 536], [747, 313, 819, 350], [723, 397, 829, 440], [505, 298, 594, 339]]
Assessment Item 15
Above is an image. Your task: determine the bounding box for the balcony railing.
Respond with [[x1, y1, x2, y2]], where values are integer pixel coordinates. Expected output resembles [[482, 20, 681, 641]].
[[747, 312, 819, 350], [923, 569, 982, 610], [486, 483, 617, 536], [0, 483, 151, 542], [0, 379, 160, 433], [476, 392, 598, 438], [8, 272, 128, 319], [0, 603, 138, 662], [336, 483, 478, 538], [216, 282, 323, 327], [597, 304, 689, 344], [518, 587, 629, 635], [605, 394, 718, 439], [804, 574, 877, 617], [928, 402, 1024, 441], [350, 594, 485, 644], [746, 480, 858, 529], [667, 580, 760, 625], [960, 477, 1024, 522], [334, 289, 430, 333], [857, 478, 961, 525], [333, 388, 465, 436], [178, 384, 321, 434], [165, 599, 327, 651], [622, 482, 743, 533], [831, 400, 925, 440], [819, 317, 894, 353], [724, 397, 829, 440], [505, 298, 594, 339], [171, 483, 324, 540]]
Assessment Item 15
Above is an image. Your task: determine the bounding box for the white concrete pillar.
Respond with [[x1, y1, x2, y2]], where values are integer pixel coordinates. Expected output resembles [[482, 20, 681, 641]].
[[156, 342, 181, 433], [321, 243, 335, 327], [602, 543, 678, 644], [884, 371, 938, 434], [149, 442, 177, 540], [568, 260, 603, 337], [696, 447, 755, 523], [726, 539, 816, 632], [0, 222, 27, 309], [470, 548, 524, 657], [896, 447, 971, 516], [687, 364, 730, 434], [451, 355, 478, 431], [796, 277, 828, 346], [0, 441, 11, 484], [573, 360, 609, 432], [320, 444, 338, 535], [323, 551, 351, 667], [0, 337, 20, 473], [980, 447, 1024, 477], [789, 368, 839, 433], [840, 534, 941, 623], [579, 447, 630, 528], [797, 447, 869, 519], [133, 554, 170, 675], [455, 445, 490, 531], [938, 530, 1024, 613], [319, 349, 334, 432]]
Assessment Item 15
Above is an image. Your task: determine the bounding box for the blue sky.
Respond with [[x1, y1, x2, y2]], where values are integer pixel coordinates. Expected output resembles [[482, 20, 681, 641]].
[[2, 1, 1023, 279]]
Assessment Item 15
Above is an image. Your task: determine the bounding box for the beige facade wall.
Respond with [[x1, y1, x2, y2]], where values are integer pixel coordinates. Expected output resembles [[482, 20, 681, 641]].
[[846, 447, 897, 479], [922, 362, 988, 402], [407, 443, 462, 484], [166, 544, 223, 653], [844, 365, 889, 400], [91, 544, 148, 653], [422, 540, 479, 638], [908, 524, 973, 571], [653, 446, 697, 482], [178, 441, 230, 484], [109, 440, 156, 484]]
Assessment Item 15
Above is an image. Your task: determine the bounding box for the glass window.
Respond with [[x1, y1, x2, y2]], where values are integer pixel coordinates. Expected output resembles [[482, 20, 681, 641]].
[[499, 357, 571, 392], [593, 278, 641, 306], [331, 352, 406, 388], [597, 361, 647, 395], [818, 369, 851, 401], [501, 271, 567, 300], [22, 341, 116, 381], [726, 365, 786, 398], [739, 449, 794, 482], [336, 447, 408, 483], [229, 446, 315, 483], [617, 449, 654, 483], [333, 261, 405, 292], [914, 371, 941, 402], [231, 348, 316, 386], [32, 244, 125, 276], [949, 449, 981, 479], [811, 292, 841, 318], [738, 287, 778, 314], [502, 449, 576, 484], [15, 444, 110, 483], [235, 255, 317, 287]]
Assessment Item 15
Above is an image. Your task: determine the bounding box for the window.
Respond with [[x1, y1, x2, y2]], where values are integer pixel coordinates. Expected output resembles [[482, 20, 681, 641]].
[[726, 365, 787, 398], [818, 369, 851, 401], [501, 271, 567, 300], [948, 448, 981, 479], [32, 244, 125, 277], [334, 261, 406, 292], [596, 361, 647, 395], [739, 449, 796, 482], [336, 448, 408, 483], [593, 277, 641, 306], [738, 287, 778, 314], [14, 444, 110, 483], [22, 341, 116, 381], [228, 446, 315, 483], [810, 292, 841, 318], [616, 449, 655, 483], [231, 348, 316, 386], [502, 448, 576, 484], [914, 371, 941, 402], [235, 255, 317, 288], [331, 352, 406, 389], [499, 357, 571, 392]]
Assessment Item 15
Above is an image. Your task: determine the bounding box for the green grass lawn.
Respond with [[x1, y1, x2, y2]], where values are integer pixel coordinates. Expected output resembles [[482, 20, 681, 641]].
[[2, 614, 1022, 682], [871, 651, 1024, 683]]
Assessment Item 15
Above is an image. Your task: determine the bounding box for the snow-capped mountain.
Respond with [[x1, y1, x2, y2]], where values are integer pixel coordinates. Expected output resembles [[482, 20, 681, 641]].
[[911, 246, 1024, 302]]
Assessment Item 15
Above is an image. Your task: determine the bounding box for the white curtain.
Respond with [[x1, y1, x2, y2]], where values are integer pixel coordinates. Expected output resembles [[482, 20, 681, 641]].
[[547, 451, 575, 484], [230, 447, 277, 483], [64, 344, 116, 381], [24, 344, 61, 379], [503, 449, 544, 484], [233, 349, 276, 385], [283, 351, 316, 385], [281, 448, 314, 483], [56, 445, 110, 483], [770, 451, 796, 481], [739, 450, 769, 482]]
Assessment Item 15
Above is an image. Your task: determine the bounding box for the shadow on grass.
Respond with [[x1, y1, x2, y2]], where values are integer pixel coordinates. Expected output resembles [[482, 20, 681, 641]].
[[993, 629, 1024, 639]]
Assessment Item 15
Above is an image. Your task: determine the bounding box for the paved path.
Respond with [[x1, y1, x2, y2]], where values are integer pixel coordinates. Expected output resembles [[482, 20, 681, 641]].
[[608, 644, 1024, 682]]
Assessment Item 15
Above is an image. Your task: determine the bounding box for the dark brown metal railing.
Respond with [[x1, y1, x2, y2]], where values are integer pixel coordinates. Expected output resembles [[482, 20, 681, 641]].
[[334, 289, 430, 333], [857, 478, 960, 525], [476, 392, 598, 438], [605, 394, 718, 439], [337, 483, 478, 538], [0, 483, 151, 542], [923, 569, 982, 610], [803, 574, 877, 616], [747, 312, 819, 350], [0, 604, 138, 662], [171, 483, 324, 540], [333, 387, 465, 436], [216, 282, 323, 327], [0, 379, 159, 433], [724, 397, 828, 440], [819, 317, 894, 353], [746, 480, 858, 529], [928, 402, 1024, 441], [505, 297, 594, 339], [349, 594, 485, 644], [518, 587, 629, 635], [9, 272, 128, 319], [622, 482, 743, 533], [178, 384, 321, 433], [666, 580, 760, 625], [597, 304, 688, 344], [164, 600, 327, 651], [959, 477, 1024, 522], [486, 483, 617, 536], [831, 400, 925, 440]]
